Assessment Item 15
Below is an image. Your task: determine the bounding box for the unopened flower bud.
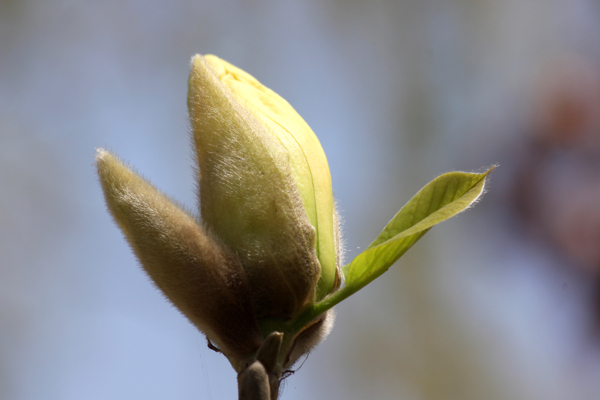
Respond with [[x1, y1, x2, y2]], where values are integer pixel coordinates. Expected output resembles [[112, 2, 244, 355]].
[[188, 55, 340, 320], [97, 51, 491, 400], [97, 54, 342, 376]]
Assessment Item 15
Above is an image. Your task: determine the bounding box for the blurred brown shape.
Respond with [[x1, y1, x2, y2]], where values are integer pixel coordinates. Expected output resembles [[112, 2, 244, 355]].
[[531, 55, 600, 149], [511, 54, 600, 337], [514, 55, 600, 271]]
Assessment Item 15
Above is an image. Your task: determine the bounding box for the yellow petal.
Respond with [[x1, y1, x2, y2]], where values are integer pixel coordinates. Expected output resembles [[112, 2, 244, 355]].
[[203, 55, 337, 300], [188, 56, 321, 318]]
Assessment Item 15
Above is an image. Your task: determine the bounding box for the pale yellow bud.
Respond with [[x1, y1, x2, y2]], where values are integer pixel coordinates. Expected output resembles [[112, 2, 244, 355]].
[[188, 55, 332, 319], [202, 55, 339, 300]]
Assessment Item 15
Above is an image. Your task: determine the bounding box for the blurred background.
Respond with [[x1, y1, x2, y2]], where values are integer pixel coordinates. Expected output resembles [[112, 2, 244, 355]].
[[3, 0, 600, 399]]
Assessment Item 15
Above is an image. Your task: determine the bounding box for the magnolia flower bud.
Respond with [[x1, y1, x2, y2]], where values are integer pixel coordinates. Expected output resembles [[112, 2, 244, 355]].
[[96, 54, 342, 379], [97, 53, 491, 399], [188, 55, 341, 318]]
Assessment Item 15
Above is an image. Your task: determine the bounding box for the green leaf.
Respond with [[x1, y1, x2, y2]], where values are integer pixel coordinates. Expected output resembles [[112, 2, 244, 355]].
[[341, 168, 492, 293], [287, 168, 493, 332]]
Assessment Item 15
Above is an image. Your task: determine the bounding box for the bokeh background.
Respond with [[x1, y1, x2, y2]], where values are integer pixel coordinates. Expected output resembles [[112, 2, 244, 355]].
[[3, 0, 600, 399]]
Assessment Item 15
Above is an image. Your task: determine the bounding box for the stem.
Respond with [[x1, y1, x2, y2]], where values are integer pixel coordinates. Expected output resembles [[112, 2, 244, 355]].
[[287, 284, 357, 332]]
